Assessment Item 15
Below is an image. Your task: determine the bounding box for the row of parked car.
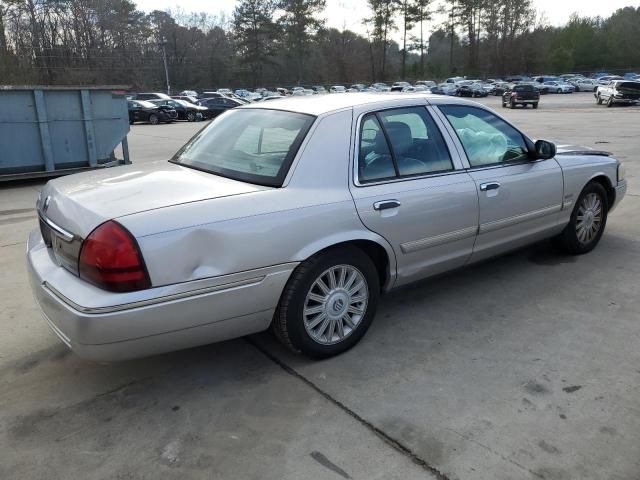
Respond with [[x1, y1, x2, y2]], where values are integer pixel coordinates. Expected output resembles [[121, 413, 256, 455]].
[[126, 91, 250, 124], [127, 71, 640, 124]]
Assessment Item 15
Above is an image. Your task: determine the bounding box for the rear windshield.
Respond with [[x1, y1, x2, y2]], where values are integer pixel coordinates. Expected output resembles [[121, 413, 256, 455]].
[[617, 82, 640, 93], [171, 109, 315, 187], [513, 85, 534, 92]]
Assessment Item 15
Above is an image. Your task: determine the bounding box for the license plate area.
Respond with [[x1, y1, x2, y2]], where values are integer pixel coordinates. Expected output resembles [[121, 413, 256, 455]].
[[39, 218, 53, 247], [39, 216, 81, 275]]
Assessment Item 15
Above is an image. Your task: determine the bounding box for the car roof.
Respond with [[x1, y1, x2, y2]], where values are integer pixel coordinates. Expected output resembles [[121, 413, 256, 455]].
[[241, 92, 475, 116]]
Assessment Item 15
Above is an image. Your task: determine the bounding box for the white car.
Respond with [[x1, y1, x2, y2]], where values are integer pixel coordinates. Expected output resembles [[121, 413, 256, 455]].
[[415, 80, 436, 89], [330, 85, 347, 93], [597, 75, 624, 85], [543, 81, 575, 94], [595, 80, 640, 106], [292, 88, 315, 96], [438, 83, 458, 95], [370, 83, 391, 92], [571, 78, 599, 92]]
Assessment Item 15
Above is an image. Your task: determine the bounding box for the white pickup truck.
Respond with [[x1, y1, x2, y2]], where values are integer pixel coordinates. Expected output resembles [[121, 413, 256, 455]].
[[595, 80, 640, 106]]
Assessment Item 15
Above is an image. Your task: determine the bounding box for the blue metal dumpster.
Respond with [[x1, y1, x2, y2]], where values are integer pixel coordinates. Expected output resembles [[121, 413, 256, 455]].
[[0, 86, 130, 181]]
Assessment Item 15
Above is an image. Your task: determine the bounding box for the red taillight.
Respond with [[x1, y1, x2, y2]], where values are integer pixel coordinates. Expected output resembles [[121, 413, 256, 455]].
[[79, 220, 151, 292]]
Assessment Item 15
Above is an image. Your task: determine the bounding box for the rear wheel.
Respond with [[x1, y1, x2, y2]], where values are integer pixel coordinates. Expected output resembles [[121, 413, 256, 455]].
[[557, 88, 562, 94], [186, 111, 196, 122], [607, 96, 614, 107], [556, 182, 608, 254], [272, 246, 380, 358], [510, 99, 515, 108], [533, 102, 539, 109], [148, 113, 159, 125]]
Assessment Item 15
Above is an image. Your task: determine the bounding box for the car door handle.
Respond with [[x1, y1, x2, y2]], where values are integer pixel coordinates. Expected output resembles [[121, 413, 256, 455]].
[[373, 200, 401, 211], [479, 182, 501, 191]]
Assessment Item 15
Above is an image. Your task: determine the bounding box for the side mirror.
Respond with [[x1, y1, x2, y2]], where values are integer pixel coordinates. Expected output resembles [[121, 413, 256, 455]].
[[534, 139, 556, 160]]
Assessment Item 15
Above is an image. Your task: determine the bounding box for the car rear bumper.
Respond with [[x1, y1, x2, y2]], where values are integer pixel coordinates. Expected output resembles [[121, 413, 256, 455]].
[[27, 229, 295, 361], [613, 98, 639, 104]]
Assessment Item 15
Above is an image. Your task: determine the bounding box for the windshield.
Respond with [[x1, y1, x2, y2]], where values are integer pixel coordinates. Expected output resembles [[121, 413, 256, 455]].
[[171, 109, 315, 187]]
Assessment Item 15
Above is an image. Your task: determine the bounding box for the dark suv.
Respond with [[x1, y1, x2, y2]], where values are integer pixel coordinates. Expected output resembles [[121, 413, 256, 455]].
[[502, 84, 540, 109]]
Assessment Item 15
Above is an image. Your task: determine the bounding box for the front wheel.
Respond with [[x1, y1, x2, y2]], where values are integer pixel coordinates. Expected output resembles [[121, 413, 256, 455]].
[[556, 182, 608, 255], [532, 102, 539, 109], [596, 94, 603, 105], [186, 111, 196, 122], [148, 113, 159, 125], [272, 246, 380, 358]]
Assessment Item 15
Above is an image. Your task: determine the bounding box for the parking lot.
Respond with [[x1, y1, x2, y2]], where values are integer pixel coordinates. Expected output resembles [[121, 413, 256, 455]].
[[1, 92, 639, 480]]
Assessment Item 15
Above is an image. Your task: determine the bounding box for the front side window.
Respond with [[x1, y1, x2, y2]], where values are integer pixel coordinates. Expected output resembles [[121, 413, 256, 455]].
[[171, 109, 314, 187], [439, 105, 529, 167], [358, 107, 453, 183]]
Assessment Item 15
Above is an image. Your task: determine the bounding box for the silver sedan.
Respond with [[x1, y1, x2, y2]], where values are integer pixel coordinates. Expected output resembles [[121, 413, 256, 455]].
[[28, 94, 627, 361]]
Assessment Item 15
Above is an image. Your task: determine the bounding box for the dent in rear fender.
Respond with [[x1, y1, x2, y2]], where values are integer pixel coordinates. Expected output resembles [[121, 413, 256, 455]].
[[135, 200, 389, 287]]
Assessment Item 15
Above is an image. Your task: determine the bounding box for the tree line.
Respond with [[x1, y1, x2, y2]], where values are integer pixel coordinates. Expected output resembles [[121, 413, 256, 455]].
[[0, 0, 639, 90]]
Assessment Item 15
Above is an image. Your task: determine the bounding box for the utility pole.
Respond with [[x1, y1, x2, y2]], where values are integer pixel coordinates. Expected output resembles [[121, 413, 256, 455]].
[[159, 37, 170, 95]]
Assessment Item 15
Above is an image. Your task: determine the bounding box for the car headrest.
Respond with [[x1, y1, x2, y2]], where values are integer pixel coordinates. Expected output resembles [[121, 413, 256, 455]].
[[385, 121, 412, 155]]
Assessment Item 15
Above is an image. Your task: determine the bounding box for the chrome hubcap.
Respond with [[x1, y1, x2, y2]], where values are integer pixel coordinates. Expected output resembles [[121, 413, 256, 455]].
[[576, 193, 603, 244], [303, 265, 369, 345]]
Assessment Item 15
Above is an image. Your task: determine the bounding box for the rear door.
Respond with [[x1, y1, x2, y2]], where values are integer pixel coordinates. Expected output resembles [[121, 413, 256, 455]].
[[436, 104, 564, 262], [349, 104, 479, 287]]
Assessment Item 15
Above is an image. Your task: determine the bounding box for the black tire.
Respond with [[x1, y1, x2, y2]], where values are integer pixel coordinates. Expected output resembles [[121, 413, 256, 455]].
[[596, 94, 603, 105], [556, 181, 608, 255], [533, 102, 539, 109], [148, 113, 159, 125], [272, 246, 380, 358], [607, 96, 614, 107], [510, 99, 515, 108], [186, 111, 196, 122], [557, 88, 562, 94], [502, 100, 507, 108]]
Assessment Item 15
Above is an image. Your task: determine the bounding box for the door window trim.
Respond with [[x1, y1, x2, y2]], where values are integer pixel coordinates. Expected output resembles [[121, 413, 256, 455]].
[[352, 105, 464, 187]]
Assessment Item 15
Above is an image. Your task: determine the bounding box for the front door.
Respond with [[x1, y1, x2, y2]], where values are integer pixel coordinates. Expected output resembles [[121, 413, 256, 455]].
[[349, 105, 479, 287], [436, 104, 564, 262]]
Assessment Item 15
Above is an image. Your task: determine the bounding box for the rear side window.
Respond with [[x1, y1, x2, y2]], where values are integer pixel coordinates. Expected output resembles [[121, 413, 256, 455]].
[[359, 115, 396, 182], [172, 109, 314, 187], [358, 107, 453, 183]]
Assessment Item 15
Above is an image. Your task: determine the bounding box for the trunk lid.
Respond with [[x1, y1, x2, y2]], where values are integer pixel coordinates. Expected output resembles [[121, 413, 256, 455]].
[[39, 160, 269, 239]]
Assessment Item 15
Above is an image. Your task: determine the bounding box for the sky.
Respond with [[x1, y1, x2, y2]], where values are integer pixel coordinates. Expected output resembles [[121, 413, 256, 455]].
[[136, 0, 640, 41]]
